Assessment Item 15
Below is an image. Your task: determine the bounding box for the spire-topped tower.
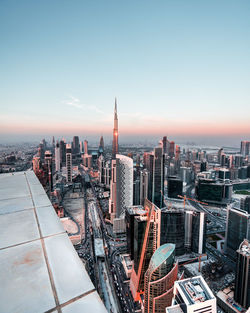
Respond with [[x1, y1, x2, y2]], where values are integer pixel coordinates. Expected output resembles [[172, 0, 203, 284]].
[[112, 98, 119, 158]]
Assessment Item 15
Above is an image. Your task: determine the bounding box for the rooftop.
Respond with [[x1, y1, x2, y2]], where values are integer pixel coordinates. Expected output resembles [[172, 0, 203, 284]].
[[0, 171, 107, 313], [238, 239, 250, 256], [149, 243, 175, 271], [175, 276, 214, 305], [166, 304, 184, 313], [127, 205, 147, 215]]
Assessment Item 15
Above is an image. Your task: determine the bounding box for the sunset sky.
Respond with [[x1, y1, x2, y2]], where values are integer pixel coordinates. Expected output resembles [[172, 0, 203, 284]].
[[0, 1, 250, 145]]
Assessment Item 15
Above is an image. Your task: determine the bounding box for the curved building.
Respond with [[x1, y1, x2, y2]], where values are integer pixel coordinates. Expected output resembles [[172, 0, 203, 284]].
[[144, 244, 178, 313]]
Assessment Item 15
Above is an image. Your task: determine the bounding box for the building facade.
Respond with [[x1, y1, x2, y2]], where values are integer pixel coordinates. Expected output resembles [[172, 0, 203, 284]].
[[144, 244, 178, 313], [109, 154, 133, 222], [234, 239, 250, 309], [66, 144, 72, 183]]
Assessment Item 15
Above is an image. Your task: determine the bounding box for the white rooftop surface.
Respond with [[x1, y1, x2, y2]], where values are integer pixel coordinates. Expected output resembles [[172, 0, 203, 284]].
[[0, 171, 107, 313]]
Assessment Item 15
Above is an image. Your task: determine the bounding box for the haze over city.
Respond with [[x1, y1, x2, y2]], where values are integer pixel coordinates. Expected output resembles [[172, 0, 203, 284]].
[[1, 1, 250, 313], [1, 0, 250, 146]]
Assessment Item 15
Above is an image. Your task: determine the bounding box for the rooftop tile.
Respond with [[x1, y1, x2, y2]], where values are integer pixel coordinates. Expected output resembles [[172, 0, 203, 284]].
[[0, 171, 107, 313], [0, 209, 40, 249], [44, 233, 94, 304], [0, 240, 56, 313], [36, 205, 65, 237], [62, 291, 107, 313], [0, 196, 33, 215]]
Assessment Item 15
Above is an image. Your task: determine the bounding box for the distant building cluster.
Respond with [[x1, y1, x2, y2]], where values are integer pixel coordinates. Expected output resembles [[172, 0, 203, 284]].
[[2, 99, 250, 313]]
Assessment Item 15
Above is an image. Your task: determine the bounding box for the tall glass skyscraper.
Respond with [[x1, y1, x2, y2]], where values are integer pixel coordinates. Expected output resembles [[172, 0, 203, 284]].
[[160, 209, 185, 256], [152, 147, 165, 208], [109, 154, 133, 222], [225, 207, 250, 260]]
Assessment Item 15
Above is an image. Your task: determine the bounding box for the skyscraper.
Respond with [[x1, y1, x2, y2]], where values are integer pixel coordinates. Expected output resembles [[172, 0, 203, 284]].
[[184, 210, 207, 254], [84, 140, 88, 155], [144, 244, 178, 313], [241, 141, 250, 157], [59, 140, 66, 165], [98, 154, 105, 184], [44, 150, 53, 191], [234, 239, 250, 309], [162, 136, 167, 154], [144, 152, 154, 202], [66, 144, 72, 183], [191, 211, 206, 254], [169, 141, 175, 158], [167, 176, 183, 199], [140, 169, 149, 205], [225, 207, 250, 260], [125, 206, 147, 260], [109, 154, 133, 222], [152, 147, 165, 208], [130, 200, 161, 301], [99, 135, 104, 154], [72, 136, 80, 155], [160, 209, 185, 256], [55, 141, 60, 172], [112, 98, 119, 159]]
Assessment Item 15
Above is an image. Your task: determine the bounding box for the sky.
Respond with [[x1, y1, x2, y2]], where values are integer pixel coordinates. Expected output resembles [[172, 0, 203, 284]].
[[0, 0, 250, 146]]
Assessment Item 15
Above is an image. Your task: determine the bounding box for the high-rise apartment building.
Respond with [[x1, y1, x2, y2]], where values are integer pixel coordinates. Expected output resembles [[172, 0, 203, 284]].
[[32, 156, 41, 174], [66, 144, 72, 183], [152, 147, 165, 208], [225, 207, 250, 260], [55, 141, 60, 172], [44, 150, 53, 191], [241, 141, 250, 157], [98, 154, 105, 184], [169, 276, 217, 313], [104, 161, 111, 187], [144, 244, 178, 313], [112, 98, 119, 158], [234, 239, 250, 309], [109, 154, 133, 222]]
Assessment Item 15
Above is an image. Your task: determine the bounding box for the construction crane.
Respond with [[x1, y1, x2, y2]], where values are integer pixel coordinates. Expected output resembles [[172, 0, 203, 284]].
[[180, 254, 207, 272], [177, 195, 208, 209]]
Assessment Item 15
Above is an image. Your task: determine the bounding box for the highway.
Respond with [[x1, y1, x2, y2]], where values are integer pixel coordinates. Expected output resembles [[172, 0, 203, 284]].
[[87, 172, 137, 313]]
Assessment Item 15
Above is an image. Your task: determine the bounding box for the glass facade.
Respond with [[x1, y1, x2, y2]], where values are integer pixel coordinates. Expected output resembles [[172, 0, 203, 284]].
[[160, 210, 185, 255], [167, 177, 183, 199], [226, 208, 250, 260], [153, 147, 165, 208]]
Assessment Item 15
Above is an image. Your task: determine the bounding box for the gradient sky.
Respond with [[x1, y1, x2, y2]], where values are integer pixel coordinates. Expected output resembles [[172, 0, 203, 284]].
[[0, 0, 250, 145]]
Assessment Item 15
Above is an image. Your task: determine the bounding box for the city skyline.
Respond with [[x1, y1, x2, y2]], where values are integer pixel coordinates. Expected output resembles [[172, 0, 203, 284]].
[[1, 1, 250, 145]]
